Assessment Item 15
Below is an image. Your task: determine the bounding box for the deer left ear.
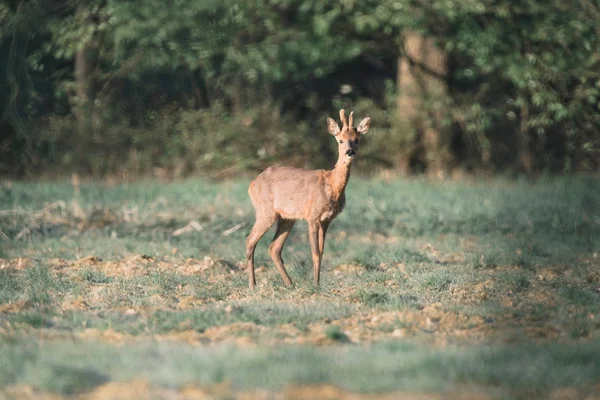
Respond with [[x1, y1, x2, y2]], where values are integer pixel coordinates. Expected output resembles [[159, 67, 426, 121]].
[[356, 116, 371, 135], [327, 117, 341, 136]]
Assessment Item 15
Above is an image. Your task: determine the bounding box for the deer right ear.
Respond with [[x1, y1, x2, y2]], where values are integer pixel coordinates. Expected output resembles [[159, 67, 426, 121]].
[[356, 116, 372, 135], [327, 117, 341, 136]]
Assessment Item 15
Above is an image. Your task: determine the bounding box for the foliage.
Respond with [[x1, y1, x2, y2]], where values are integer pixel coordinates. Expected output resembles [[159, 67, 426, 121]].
[[1, 0, 599, 177], [440, 0, 600, 171]]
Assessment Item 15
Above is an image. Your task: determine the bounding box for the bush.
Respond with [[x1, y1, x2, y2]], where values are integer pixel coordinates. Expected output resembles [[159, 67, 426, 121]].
[[18, 101, 371, 178]]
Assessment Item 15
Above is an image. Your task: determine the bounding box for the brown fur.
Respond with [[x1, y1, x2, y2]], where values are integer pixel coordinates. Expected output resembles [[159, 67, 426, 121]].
[[246, 109, 372, 288]]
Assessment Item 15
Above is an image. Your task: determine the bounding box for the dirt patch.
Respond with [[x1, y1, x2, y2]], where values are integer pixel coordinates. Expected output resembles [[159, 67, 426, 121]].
[[61, 295, 89, 311], [39, 255, 239, 281], [333, 264, 368, 276], [69, 255, 153, 278], [0, 385, 64, 400], [450, 280, 492, 303], [77, 328, 137, 344], [196, 322, 264, 346], [0, 300, 30, 313], [0, 382, 497, 400], [0, 257, 32, 271], [178, 256, 240, 277], [537, 267, 561, 282], [279, 385, 447, 400], [313, 305, 494, 346], [83, 380, 159, 400], [154, 330, 209, 345]]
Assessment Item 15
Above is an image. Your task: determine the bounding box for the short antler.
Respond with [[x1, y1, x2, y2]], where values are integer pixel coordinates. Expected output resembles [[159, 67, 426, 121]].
[[339, 109, 347, 128], [348, 111, 354, 128]]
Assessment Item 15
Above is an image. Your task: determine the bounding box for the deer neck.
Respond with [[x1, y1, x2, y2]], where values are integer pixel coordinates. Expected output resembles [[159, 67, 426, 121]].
[[329, 155, 352, 201]]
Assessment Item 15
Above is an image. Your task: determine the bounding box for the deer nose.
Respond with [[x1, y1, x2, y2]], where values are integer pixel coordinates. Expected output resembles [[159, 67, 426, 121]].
[[345, 150, 356, 157]]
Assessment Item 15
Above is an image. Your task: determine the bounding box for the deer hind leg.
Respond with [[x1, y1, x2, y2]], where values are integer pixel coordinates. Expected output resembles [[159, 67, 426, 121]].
[[268, 218, 295, 287], [246, 211, 276, 289], [308, 221, 323, 287]]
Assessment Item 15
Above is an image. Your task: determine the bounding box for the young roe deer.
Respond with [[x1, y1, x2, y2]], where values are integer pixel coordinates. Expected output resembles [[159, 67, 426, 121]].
[[246, 109, 372, 288]]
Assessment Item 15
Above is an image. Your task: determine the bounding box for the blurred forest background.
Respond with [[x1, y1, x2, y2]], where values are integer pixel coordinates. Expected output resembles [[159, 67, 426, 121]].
[[1, 0, 599, 180]]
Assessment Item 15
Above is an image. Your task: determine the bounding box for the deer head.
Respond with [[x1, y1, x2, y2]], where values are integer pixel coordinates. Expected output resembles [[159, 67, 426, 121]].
[[327, 109, 371, 163]]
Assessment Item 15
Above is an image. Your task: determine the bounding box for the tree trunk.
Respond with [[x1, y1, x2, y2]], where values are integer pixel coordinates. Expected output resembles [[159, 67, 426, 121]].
[[397, 31, 451, 178], [74, 2, 93, 133], [190, 68, 210, 109], [518, 102, 533, 175], [231, 72, 243, 115], [395, 38, 419, 174]]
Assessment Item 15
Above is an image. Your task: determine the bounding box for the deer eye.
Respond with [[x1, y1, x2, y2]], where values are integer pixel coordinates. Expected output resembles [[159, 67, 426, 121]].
[[354, 139, 359, 144], [339, 140, 343, 144]]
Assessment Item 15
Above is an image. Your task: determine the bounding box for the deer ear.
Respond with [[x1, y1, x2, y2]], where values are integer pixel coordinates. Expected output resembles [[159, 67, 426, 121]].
[[327, 117, 341, 136], [356, 116, 371, 135]]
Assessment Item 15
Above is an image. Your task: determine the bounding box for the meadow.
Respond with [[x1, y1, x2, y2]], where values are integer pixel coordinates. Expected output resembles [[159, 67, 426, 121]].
[[0, 176, 599, 399]]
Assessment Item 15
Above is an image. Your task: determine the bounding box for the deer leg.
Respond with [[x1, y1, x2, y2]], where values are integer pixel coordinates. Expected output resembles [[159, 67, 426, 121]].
[[246, 213, 275, 289], [308, 221, 322, 286], [318, 221, 330, 256], [268, 218, 295, 287]]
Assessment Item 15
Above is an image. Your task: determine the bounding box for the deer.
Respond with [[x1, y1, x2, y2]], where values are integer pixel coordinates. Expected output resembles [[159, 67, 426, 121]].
[[245, 109, 372, 289]]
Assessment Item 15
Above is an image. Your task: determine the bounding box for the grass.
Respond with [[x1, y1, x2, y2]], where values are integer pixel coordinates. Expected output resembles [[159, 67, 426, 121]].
[[78, 268, 111, 284], [0, 339, 599, 399], [325, 325, 350, 342], [0, 269, 21, 303], [560, 284, 600, 310], [8, 301, 354, 335], [0, 176, 599, 398]]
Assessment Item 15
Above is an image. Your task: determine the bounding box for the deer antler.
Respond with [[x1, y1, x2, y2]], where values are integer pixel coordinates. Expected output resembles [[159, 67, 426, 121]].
[[339, 109, 347, 128], [348, 111, 354, 128]]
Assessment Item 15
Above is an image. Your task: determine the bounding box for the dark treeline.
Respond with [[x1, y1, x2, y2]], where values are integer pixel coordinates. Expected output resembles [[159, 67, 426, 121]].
[[1, 0, 599, 179]]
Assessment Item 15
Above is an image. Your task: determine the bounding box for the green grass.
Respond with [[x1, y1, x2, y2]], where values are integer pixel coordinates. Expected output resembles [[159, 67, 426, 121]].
[[325, 325, 350, 342], [6, 299, 353, 334], [78, 268, 111, 284], [2, 176, 598, 265], [0, 338, 599, 399], [351, 289, 391, 306], [0, 176, 599, 397], [0, 269, 21, 303], [560, 285, 600, 311], [9, 311, 54, 328]]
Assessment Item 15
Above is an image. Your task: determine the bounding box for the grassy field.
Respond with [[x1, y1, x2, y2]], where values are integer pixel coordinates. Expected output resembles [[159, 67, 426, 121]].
[[1, 176, 599, 399]]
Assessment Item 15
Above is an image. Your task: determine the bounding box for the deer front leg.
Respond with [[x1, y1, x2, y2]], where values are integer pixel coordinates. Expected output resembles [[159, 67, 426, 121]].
[[308, 221, 322, 286], [318, 221, 329, 256]]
